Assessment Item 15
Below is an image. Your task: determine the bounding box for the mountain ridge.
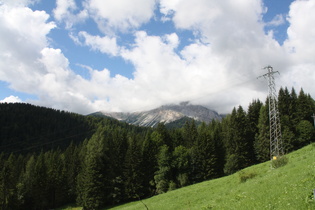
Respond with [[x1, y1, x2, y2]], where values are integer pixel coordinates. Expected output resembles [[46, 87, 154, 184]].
[[95, 102, 222, 127]]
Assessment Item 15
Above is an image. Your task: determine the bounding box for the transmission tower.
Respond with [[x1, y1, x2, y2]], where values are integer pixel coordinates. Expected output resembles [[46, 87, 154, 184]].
[[260, 65, 283, 160]]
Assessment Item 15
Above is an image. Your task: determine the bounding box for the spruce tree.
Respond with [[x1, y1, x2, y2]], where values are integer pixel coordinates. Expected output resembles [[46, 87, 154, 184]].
[[141, 132, 159, 196], [254, 104, 270, 162], [223, 106, 251, 174], [123, 135, 144, 201], [76, 127, 110, 209], [154, 145, 172, 194], [247, 99, 263, 163], [172, 145, 191, 188]]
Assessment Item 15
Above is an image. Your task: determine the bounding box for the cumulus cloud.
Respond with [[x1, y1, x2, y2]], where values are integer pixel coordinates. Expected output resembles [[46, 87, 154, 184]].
[[53, 0, 88, 29], [0, 95, 22, 103], [266, 14, 286, 27], [75, 31, 120, 56], [281, 0, 315, 94], [83, 0, 156, 34], [0, 0, 38, 7], [0, 0, 315, 115]]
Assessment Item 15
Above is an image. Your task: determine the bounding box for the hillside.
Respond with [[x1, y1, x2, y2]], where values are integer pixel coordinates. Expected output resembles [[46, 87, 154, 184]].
[[0, 103, 140, 154], [95, 102, 222, 127], [107, 144, 315, 210]]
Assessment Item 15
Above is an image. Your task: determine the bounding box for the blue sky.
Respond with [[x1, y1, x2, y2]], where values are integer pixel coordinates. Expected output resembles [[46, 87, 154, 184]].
[[0, 0, 314, 114]]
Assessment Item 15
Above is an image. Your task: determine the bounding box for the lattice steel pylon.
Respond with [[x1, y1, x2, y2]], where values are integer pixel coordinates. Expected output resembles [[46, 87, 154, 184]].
[[260, 65, 283, 160]]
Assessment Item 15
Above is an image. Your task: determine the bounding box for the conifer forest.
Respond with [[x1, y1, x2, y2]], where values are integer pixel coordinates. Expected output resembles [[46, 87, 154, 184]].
[[0, 87, 314, 210]]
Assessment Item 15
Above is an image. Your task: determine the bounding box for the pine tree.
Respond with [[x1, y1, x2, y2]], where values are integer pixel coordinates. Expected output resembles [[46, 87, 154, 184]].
[[296, 120, 314, 148], [223, 106, 251, 174], [254, 104, 270, 162], [154, 145, 172, 194], [246, 99, 263, 163], [0, 154, 20, 210], [33, 152, 49, 209], [123, 135, 144, 201], [190, 122, 221, 183], [76, 127, 110, 209], [182, 120, 198, 148], [173, 145, 190, 187], [45, 150, 67, 208], [17, 155, 36, 209], [297, 89, 314, 122], [141, 132, 159, 196]]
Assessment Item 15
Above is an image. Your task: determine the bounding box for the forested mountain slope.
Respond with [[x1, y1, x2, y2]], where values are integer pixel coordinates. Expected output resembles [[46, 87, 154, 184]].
[[0, 87, 314, 210], [95, 102, 222, 127], [109, 143, 315, 210]]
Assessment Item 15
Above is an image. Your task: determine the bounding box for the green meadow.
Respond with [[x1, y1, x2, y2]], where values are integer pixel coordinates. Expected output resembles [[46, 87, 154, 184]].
[[60, 143, 315, 210], [110, 144, 315, 210]]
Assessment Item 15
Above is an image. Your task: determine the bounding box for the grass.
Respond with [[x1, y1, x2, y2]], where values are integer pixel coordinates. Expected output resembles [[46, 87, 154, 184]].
[[108, 143, 315, 210], [59, 144, 315, 210]]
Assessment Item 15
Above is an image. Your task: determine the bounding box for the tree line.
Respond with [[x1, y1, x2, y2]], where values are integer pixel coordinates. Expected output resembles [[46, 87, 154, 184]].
[[0, 87, 314, 209]]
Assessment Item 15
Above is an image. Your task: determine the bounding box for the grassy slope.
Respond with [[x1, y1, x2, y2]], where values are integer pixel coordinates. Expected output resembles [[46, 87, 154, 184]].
[[109, 144, 315, 210]]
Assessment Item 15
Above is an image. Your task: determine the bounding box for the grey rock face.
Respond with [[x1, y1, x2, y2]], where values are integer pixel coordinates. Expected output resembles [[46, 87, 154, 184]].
[[99, 103, 221, 127]]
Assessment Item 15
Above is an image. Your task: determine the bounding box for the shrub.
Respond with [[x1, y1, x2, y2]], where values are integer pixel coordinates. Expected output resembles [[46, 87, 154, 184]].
[[271, 156, 289, 169], [238, 170, 257, 183]]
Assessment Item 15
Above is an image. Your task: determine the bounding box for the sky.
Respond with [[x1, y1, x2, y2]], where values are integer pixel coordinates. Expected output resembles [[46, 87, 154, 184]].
[[0, 0, 314, 115]]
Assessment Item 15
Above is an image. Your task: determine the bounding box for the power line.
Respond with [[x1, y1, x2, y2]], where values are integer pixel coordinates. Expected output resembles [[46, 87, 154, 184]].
[[0, 123, 92, 150], [3, 128, 96, 155]]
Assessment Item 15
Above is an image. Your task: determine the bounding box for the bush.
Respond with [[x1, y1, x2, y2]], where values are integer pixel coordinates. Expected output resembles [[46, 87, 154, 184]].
[[238, 170, 257, 183], [271, 156, 289, 169]]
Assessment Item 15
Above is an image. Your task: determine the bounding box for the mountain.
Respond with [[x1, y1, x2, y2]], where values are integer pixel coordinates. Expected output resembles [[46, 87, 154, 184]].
[[95, 102, 222, 127]]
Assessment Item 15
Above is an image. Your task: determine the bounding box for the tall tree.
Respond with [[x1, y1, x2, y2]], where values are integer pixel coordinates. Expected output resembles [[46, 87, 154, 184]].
[[254, 104, 270, 162], [141, 132, 159, 196], [0, 154, 21, 210], [182, 120, 198, 148], [247, 99, 263, 163], [76, 127, 110, 209], [173, 145, 191, 188], [123, 135, 144, 201], [154, 145, 172, 194], [224, 106, 251, 174], [297, 89, 315, 123]]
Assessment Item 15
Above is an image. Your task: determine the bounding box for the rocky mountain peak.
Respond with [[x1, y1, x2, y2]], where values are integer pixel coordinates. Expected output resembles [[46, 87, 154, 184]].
[[97, 102, 221, 127]]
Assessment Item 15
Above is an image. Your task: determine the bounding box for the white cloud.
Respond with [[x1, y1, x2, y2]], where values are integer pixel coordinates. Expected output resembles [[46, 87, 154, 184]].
[[53, 0, 88, 29], [84, 0, 156, 34], [266, 14, 285, 27], [1, 0, 315, 115], [0, 95, 22, 103], [0, 0, 38, 7], [0, 4, 56, 92], [280, 0, 315, 98], [76, 31, 120, 56], [284, 0, 315, 63]]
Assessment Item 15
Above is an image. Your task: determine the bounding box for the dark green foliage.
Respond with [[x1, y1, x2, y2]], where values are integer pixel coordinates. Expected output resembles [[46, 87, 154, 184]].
[[296, 120, 314, 147], [238, 170, 257, 183], [247, 99, 263, 163], [173, 145, 190, 187], [190, 122, 222, 182], [0, 103, 95, 154], [76, 127, 110, 209], [141, 132, 159, 196], [297, 89, 315, 123], [123, 135, 144, 200], [0, 86, 314, 209], [223, 106, 251, 174], [271, 156, 289, 169], [182, 120, 198, 148], [154, 145, 173, 194], [254, 104, 270, 162]]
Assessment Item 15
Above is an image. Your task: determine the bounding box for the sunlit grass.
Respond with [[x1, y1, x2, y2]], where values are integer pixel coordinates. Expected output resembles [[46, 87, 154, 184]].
[[109, 143, 315, 210]]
